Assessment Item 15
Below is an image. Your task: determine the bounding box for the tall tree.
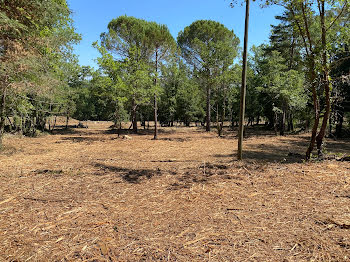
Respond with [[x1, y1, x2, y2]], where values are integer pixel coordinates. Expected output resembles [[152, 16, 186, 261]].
[[99, 16, 154, 133], [178, 20, 239, 131], [147, 22, 176, 139], [263, 0, 349, 159], [267, 10, 303, 71]]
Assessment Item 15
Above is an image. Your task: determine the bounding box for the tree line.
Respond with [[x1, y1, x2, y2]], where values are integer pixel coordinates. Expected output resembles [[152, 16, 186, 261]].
[[0, 0, 349, 159]]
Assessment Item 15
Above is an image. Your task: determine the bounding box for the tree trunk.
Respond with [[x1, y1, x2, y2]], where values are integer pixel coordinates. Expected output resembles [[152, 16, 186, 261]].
[[335, 110, 344, 138], [256, 116, 260, 125], [0, 86, 7, 148], [305, 85, 320, 159], [274, 111, 278, 136], [48, 116, 51, 131], [305, 56, 320, 160], [65, 111, 69, 129], [315, 1, 330, 158], [132, 107, 137, 133], [292, 2, 321, 160], [52, 116, 57, 131], [305, 118, 310, 132], [154, 93, 158, 139], [220, 100, 225, 136], [216, 103, 220, 136], [20, 114, 23, 135], [279, 110, 286, 136], [131, 96, 138, 133], [206, 85, 211, 132], [288, 113, 294, 132], [328, 111, 333, 137], [7, 116, 14, 132]]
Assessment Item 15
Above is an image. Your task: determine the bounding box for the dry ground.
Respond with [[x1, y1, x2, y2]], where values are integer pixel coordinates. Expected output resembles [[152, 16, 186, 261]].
[[0, 121, 350, 261]]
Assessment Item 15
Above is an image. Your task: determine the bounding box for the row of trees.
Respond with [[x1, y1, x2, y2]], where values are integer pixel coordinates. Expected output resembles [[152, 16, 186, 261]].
[[89, 17, 240, 139], [76, 0, 348, 158], [1, 0, 349, 159], [0, 0, 80, 147]]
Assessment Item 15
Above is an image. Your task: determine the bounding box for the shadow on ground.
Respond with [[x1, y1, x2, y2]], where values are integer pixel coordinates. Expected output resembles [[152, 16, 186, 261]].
[[93, 162, 235, 188], [214, 135, 350, 163], [52, 127, 100, 136], [104, 128, 177, 136], [94, 163, 163, 183]]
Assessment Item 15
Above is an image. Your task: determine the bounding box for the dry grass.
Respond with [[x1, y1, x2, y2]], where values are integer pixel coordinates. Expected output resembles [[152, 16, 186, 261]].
[[0, 121, 350, 261]]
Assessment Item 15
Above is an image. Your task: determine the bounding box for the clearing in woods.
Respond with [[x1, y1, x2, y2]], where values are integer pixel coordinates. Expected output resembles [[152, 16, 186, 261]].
[[0, 121, 350, 261]]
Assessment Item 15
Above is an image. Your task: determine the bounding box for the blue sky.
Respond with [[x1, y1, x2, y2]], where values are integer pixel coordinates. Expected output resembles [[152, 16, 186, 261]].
[[67, 0, 284, 68]]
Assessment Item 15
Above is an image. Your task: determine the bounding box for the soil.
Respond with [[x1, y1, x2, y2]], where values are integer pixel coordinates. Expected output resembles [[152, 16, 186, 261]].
[[1, 121, 350, 261]]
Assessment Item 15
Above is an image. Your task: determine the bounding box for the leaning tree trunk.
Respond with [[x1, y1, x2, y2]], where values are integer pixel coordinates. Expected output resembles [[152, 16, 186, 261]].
[[315, 1, 331, 158], [206, 85, 211, 132], [291, 2, 323, 160]]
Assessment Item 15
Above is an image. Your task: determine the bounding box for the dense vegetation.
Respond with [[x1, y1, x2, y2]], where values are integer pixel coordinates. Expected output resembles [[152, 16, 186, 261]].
[[0, 0, 349, 159]]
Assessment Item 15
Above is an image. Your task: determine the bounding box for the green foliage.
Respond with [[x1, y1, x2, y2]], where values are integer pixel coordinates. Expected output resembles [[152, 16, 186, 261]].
[[176, 82, 204, 125], [159, 61, 204, 125], [251, 45, 307, 126], [178, 20, 240, 131], [178, 20, 239, 71], [0, 0, 81, 139], [2, 1, 348, 145], [96, 15, 177, 130]]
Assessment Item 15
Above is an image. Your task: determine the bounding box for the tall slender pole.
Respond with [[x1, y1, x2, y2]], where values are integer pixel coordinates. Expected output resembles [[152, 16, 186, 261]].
[[154, 50, 158, 140], [237, 0, 250, 160]]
